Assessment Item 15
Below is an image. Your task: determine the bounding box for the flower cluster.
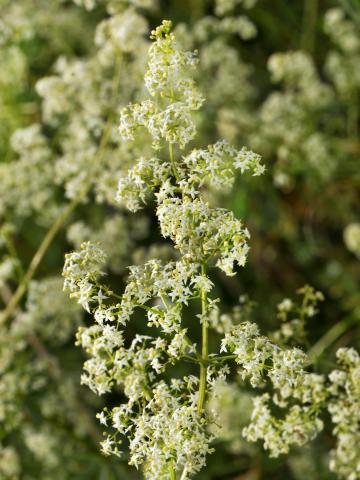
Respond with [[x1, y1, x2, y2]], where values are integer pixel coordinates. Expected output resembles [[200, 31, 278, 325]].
[[15, 276, 82, 344], [182, 140, 264, 191], [119, 20, 204, 149], [253, 50, 336, 184], [63, 241, 107, 312], [215, 0, 258, 16], [328, 348, 360, 479], [95, 6, 148, 56], [344, 223, 360, 258], [192, 15, 257, 42], [0, 124, 58, 225], [116, 156, 171, 211], [324, 8, 360, 100], [67, 213, 149, 273], [127, 381, 213, 478], [116, 140, 263, 212], [157, 197, 250, 275], [272, 285, 324, 346], [65, 20, 264, 479], [222, 321, 327, 456], [67, 247, 212, 476]]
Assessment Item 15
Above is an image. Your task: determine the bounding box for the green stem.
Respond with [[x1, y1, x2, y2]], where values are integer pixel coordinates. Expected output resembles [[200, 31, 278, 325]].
[[339, 0, 360, 27], [212, 354, 237, 362], [197, 263, 208, 415], [3, 230, 24, 280], [179, 466, 188, 480], [169, 143, 180, 182], [0, 198, 78, 325], [168, 80, 181, 183], [169, 460, 177, 480], [308, 312, 359, 363]]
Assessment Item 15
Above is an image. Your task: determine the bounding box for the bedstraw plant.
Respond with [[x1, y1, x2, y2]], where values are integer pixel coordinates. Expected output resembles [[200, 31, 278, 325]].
[[63, 20, 360, 480]]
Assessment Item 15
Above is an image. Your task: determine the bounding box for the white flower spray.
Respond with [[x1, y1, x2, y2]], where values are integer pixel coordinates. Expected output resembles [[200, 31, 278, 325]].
[[64, 20, 263, 479], [63, 20, 360, 480]]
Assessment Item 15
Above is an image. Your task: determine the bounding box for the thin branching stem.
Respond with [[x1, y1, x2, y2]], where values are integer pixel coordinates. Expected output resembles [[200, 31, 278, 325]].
[[308, 311, 360, 363], [169, 460, 177, 480], [197, 262, 209, 415], [169, 142, 181, 182], [0, 198, 78, 325]]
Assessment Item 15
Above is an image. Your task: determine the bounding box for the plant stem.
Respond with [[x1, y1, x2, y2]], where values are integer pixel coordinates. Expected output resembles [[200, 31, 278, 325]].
[[179, 466, 188, 480], [169, 460, 177, 480], [308, 312, 360, 363], [197, 263, 208, 415], [169, 143, 180, 182], [168, 81, 181, 183], [3, 228, 24, 280], [339, 0, 360, 27], [212, 354, 237, 362], [0, 198, 78, 325]]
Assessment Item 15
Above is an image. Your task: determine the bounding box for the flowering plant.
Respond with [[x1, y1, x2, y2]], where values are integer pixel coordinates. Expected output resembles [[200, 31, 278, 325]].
[[63, 21, 360, 480], [1, 2, 360, 479]]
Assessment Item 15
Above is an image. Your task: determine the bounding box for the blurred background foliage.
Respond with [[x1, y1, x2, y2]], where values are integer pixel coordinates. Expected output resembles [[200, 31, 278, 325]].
[[0, 0, 359, 478]]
